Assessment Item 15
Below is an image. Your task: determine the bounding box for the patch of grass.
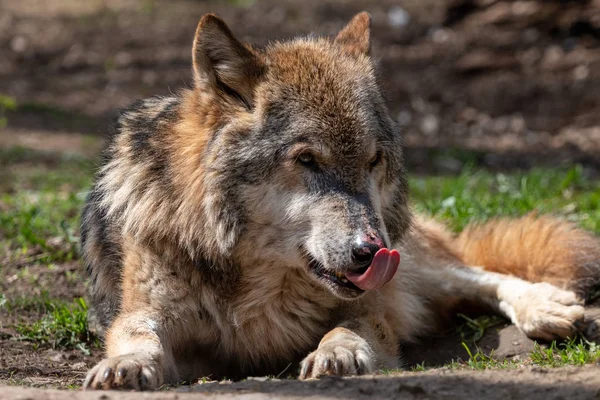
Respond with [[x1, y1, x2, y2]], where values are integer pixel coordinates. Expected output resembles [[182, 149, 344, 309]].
[[14, 297, 97, 354], [410, 165, 600, 234], [0, 196, 83, 264], [530, 337, 600, 367], [0, 146, 95, 264], [410, 362, 427, 372], [378, 368, 403, 374], [450, 342, 520, 370], [447, 337, 600, 371], [0, 291, 54, 314], [0, 146, 95, 189]]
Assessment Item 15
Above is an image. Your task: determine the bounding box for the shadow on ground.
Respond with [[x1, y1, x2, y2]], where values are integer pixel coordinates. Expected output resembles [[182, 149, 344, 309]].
[[2, 366, 600, 400]]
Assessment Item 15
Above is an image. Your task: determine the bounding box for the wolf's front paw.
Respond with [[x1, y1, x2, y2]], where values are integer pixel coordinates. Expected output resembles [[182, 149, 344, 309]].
[[299, 328, 375, 379], [83, 353, 163, 390], [502, 282, 585, 341]]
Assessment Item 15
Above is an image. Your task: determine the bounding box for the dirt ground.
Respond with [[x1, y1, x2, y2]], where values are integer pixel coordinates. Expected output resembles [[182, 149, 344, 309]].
[[1, 0, 600, 398], [3, 366, 600, 399]]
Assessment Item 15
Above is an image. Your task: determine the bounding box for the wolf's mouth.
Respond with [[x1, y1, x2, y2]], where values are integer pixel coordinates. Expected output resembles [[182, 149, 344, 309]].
[[308, 259, 365, 293], [307, 248, 400, 297]]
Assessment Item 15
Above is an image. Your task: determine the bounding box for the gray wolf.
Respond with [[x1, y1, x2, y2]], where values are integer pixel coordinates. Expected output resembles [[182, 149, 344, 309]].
[[81, 12, 600, 390]]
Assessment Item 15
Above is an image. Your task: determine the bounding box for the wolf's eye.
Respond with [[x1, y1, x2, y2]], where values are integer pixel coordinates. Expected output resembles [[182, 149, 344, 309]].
[[297, 152, 317, 168], [370, 151, 382, 169]]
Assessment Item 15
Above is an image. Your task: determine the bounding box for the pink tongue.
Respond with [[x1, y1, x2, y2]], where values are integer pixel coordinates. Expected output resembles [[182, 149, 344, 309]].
[[345, 248, 400, 291]]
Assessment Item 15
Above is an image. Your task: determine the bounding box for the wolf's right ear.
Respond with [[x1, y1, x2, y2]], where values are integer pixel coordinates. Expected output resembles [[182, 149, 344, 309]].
[[192, 14, 265, 109]]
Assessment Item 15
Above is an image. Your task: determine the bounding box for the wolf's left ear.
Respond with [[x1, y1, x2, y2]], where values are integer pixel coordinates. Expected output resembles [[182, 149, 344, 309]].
[[192, 14, 265, 109], [335, 12, 371, 57]]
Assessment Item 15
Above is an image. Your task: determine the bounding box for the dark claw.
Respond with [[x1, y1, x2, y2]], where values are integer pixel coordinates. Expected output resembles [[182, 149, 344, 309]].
[[355, 358, 365, 375], [117, 367, 128, 378], [299, 361, 311, 379], [140, 373, 149, 389], [322, 359, 331, 374], [102, 368, 113, 382], [574, 319, 586, 331], [334, 359, 342, 375]]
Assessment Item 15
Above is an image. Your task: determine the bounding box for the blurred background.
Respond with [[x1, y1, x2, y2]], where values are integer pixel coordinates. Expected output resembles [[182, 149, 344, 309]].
[[1, 0, 599, 170]]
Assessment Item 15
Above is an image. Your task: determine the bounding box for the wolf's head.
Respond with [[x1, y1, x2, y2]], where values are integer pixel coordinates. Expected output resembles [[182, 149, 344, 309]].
[[189, 13, 411, 300]]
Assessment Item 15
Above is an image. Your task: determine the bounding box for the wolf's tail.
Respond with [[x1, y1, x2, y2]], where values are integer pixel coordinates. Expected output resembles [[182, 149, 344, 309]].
[[455, 214, 600, 299]]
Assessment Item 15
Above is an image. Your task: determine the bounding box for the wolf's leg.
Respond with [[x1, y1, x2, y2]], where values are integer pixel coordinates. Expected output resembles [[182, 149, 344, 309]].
[[298, 313, 398, 379], [404, 214, 596, 341], [433, 265, 585, 341], [455, 214, 600, 340], [83, 310, 174, 390], [398, 250, 584, 340], [84, 238, 197, 390], [403, 245, 585, 342], [456, 214, 600, 298]]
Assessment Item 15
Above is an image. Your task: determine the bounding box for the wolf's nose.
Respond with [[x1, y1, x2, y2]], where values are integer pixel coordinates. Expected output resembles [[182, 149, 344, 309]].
[[351, 242, 380, 270]]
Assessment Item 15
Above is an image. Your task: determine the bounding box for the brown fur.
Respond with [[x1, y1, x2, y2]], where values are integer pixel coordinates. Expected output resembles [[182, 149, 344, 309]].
[[457, 214, 600, 297], [81, 13, 600, 390]]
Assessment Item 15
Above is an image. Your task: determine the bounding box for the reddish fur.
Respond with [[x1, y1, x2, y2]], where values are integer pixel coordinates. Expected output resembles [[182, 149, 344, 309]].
[[456, 214, 600, 298]]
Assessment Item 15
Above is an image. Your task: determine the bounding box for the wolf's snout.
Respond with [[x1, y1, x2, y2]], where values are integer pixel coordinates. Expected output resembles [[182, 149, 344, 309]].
[[351, 242, 380, 270], [345, 233, 400, 291]]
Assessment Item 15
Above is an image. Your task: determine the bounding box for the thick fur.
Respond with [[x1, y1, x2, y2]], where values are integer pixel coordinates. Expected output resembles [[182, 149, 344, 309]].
[[456, 214, 600, 297], [82, 13, 600, 390]]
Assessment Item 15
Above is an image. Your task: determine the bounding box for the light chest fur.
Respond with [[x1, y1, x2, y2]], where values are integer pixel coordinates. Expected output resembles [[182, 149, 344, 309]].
[[119, 236, 342, 378]]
